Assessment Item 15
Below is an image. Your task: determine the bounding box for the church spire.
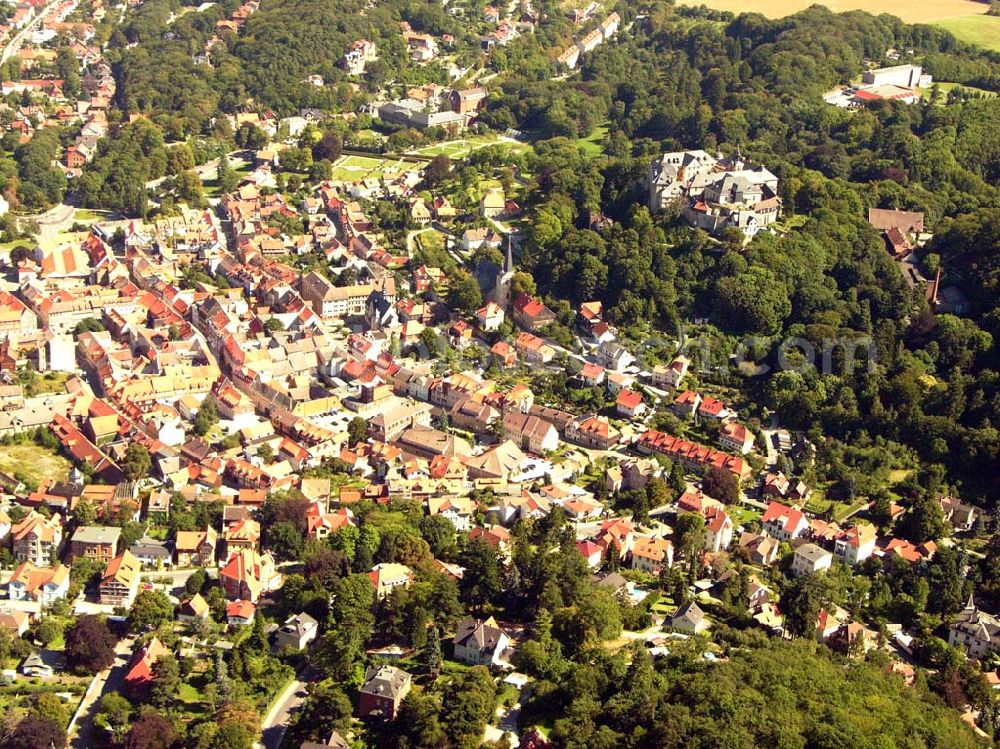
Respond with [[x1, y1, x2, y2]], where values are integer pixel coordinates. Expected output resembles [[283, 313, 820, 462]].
[[504, 233, 514, 273]]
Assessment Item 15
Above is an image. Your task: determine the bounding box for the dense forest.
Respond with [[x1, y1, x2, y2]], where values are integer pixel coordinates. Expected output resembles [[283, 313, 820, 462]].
[[521, 637, 983, 749]]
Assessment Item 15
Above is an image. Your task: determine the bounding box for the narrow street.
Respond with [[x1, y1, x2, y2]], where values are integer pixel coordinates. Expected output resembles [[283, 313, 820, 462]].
[[256, 665, 318, 749], [1, 0, 62, 64], [68, 636, 137, 749]]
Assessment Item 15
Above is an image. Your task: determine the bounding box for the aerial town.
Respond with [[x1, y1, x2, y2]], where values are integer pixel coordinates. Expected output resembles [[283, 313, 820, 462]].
[[0, 0, 998, 746]]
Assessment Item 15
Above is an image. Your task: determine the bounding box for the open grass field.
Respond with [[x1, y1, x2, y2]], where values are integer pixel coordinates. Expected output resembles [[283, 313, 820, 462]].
[[576, 123, 609, 157], [677, 0, 991, 23], [0, 444, 71, 487], [920, 81, 998, 98]]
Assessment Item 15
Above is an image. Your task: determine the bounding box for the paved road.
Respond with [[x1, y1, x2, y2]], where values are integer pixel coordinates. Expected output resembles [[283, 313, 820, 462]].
[[256, 666, 317, 749], [68, 636, 137, 749], [20, 203, 78, 239], [1, 0, 62, 64]]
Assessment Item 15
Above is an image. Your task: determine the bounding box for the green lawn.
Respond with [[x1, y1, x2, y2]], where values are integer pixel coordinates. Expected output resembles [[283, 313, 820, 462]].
[[650, 598, 678, 617], [329, 154, 416, 182], [0, 444, 70, 488], [73, 209, 102, 221], [177, 682, 204, 703], [0, 239, 33, 252], [576, 123, 609, 157], [924, 81, 997, 99], [409, 134, 513, 159], [727, 504, 760, 528], [934, 15, 1000, 51]]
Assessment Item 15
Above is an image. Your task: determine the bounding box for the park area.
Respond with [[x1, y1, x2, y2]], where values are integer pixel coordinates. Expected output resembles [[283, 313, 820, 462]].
[[329, 154, 419, 182], [677, 0, 1000, 50], [408, 135, 533, 159]]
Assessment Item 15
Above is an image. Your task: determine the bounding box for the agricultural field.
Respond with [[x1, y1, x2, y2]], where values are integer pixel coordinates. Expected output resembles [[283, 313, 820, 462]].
[[935, 14, 1000, 51], [676, 0, 993, 29]]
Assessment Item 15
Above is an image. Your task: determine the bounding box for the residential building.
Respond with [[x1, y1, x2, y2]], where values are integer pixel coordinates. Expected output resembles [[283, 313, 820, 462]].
[[949, 596, 1000, 660], [178, 594, 211, 622], [565, 413, 621, 450], [174, 527, 218, 566], [275, 612, 319, 651], [0, 608, 29, 636], [669, 601, 708, 634], [99, 550, 141, 606], [650, 355, 690, 390], [220, 549, 279, 602], [369, 563, 414, 600], [69, 525, 121, 564], [791, 543, 833, 578], [834, 524, 878, 565], [511, 294, 556, 332], [226, 599, 257, 626], [597, 341, 634, 372], [223, 518, 261, 555], [7, 562, 70, 604], [11, 512, 62, 566], [697, 396, 733, 422], [502, 411, 559, 454], [124, 637, 170, 694], [939, 495, 979, 532], [760, 501, 808, 541], [130, 539, 172, 568], [576, 540, 604, 569], [718, 421, 754, 454], [704, 509, 734, 553], [637, 430, 750, 483], [631, 535, 673, 574], [514, 332, 555, 364], [616, 388, 645, 419], [453, 616, 511, 667], [738, 531, 780, 567], [358, 665, 412, 719], [673, 390, 702, 418]]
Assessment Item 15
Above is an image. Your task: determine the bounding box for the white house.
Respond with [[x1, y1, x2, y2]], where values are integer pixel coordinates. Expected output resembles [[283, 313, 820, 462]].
[[761, 502, 808, 541], [833, 524, 877, 565], [453, 617, 512, 667], [7, 563, 70, 605], [704, 509, 733, 553], [791, 543, 833, 577], [274, 612, 319, 651]]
